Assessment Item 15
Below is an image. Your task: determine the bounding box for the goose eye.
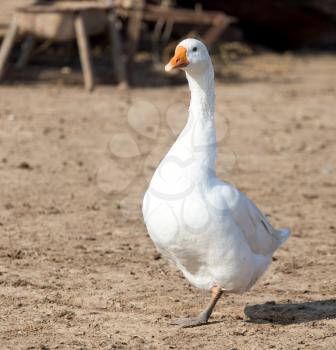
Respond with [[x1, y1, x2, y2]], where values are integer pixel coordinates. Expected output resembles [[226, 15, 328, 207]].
[[192, 47, 197, 52]]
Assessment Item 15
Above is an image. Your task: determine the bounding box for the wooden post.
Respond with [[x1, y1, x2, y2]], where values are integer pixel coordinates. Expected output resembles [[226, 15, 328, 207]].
[[203, 14, 231, 50], [74, 12, 94, 91], [16, 35, 35, 69], [63, 42, 75, 65], [107, 9, 128, 89], [0, 17, 18, 79], [152, 18, 165, 64], [126, 0, 144, 83]]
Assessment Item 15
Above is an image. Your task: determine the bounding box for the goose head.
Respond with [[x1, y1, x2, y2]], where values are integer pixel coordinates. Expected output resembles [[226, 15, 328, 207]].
[[165, 38, 212, 76]]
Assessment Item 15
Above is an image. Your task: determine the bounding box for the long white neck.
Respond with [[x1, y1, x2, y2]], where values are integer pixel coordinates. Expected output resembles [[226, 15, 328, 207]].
[[177, 64, 217, 182], [186, 65, 215, 119]]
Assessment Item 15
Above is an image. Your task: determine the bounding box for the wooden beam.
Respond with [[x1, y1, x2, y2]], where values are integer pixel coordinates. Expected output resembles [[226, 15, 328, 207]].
[[107, 9, 128, 88], [203, 14, 231, 49], [16, 3, 115, 14], [126, 3, 144, 83], [74, 12, 94, 91], [0, 17, 18, 79], [118, 5, 234, 26], [16, 35, 35, 69]]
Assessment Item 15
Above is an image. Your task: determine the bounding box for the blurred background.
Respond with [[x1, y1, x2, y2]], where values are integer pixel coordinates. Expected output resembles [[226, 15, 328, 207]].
[[0, 1, 335, 349], [0, 0, 336, 88]]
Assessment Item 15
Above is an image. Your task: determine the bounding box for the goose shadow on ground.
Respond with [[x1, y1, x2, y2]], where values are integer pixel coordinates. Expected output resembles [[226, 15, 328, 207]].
[[244, 299, 336, 325]]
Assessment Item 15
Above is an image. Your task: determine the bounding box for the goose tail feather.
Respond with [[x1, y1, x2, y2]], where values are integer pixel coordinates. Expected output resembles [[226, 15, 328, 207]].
[[274, 228, 291, 246]]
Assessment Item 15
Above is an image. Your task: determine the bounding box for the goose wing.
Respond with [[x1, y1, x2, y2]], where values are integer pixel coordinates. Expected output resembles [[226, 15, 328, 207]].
[[228, 189, 286, 256]]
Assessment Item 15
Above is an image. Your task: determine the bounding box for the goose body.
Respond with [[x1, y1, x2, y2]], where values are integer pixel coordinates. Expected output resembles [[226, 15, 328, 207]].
[[142, 39, 290, 326]]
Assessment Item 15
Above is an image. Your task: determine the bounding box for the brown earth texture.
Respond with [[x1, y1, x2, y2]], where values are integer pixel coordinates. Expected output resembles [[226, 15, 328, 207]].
[[0, 53, 336, 349]]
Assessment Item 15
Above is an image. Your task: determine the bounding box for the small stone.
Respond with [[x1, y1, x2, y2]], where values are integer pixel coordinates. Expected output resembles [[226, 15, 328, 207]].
[[18, 162, 33, 170]]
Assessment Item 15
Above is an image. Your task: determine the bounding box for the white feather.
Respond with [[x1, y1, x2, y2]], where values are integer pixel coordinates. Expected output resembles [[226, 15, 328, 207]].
[[143, 38, 290, 293]]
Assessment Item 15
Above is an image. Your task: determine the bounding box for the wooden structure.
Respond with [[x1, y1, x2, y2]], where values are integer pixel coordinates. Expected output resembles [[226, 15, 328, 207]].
[[0, 1, 127, 90], [0, 0, 233, 89], [116, 0, 234, 80]]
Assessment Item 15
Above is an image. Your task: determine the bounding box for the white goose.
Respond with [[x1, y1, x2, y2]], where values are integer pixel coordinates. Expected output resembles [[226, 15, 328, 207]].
[[142, 38, 290, 327]]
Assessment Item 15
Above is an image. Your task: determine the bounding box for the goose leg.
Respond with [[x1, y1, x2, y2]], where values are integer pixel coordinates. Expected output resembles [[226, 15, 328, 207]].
[[170, 286, 223, 328]]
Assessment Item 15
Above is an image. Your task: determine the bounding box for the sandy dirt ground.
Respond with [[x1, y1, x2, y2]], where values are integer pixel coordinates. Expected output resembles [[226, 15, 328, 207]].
[[0, 53, 336, 349]]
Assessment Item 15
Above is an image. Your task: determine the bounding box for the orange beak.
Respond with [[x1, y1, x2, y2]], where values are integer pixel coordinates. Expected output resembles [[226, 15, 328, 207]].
[[165, 46, 189, 72]]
